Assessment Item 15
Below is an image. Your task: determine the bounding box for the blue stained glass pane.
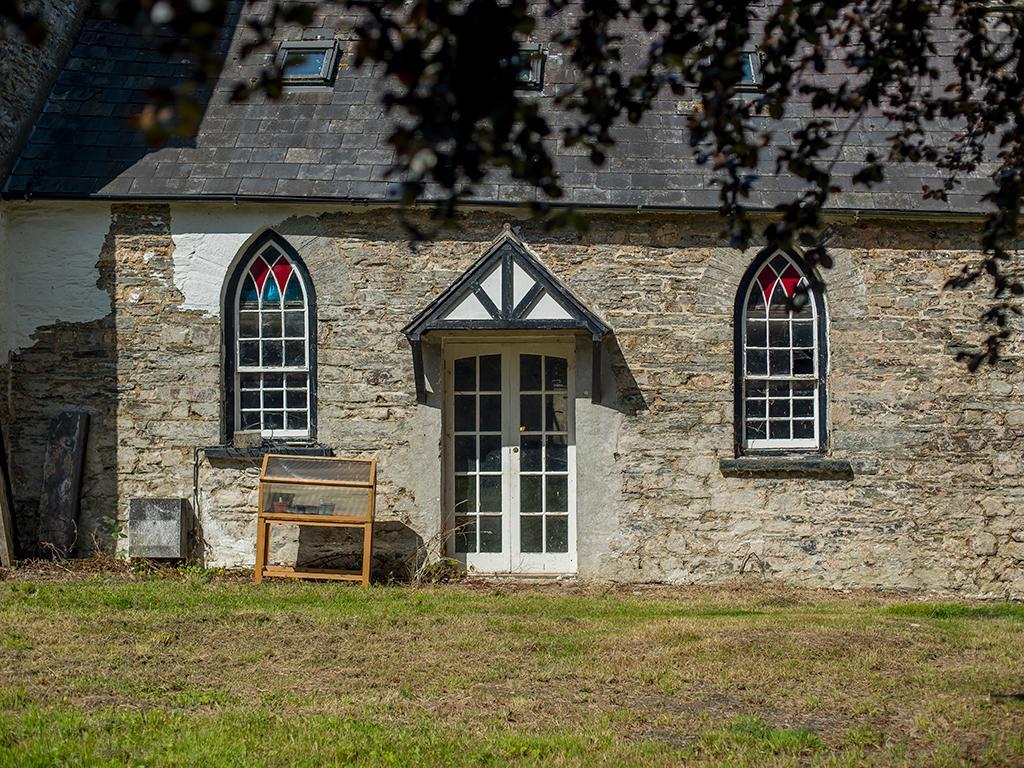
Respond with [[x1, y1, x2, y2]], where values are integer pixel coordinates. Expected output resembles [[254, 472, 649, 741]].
[[262, 276, 281, 303], [283, 273, 303, 304], [240, 276, 259, 305]]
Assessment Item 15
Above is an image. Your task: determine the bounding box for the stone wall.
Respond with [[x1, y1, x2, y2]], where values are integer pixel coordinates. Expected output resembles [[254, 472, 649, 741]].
[[0, 201, 115, 553], [1, 200, 1021, 597], [0, 0, 92, 181]]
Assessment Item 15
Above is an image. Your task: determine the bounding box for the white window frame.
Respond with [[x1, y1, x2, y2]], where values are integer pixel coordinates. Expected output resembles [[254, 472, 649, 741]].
[[234, 245, 312, 440], [741, 251, 821, 451], [511, 44, 545, 91]]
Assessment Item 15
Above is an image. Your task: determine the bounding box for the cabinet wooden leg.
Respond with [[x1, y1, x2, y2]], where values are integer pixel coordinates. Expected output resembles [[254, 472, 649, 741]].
[[361, 522, 373, 586], [254, 518, 267, 584]]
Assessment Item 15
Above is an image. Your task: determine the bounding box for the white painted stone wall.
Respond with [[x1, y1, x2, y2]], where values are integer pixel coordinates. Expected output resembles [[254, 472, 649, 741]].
[[0, 202, 112, 357]]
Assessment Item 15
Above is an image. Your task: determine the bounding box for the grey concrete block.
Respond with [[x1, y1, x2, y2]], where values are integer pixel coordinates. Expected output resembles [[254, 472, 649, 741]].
[[128, 498, 189, 559]]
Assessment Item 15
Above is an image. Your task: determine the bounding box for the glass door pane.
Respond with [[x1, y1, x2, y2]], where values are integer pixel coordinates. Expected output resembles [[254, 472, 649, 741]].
[[517, 354, 571, 557], [450, 353, 506, 568]]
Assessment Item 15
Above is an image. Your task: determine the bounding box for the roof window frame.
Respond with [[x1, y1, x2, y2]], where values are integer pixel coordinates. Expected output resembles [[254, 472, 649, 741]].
[[277, 40, 340, 86], [735, 51, 763, 93], [506, 43, 546, 92], [698, 50, 763, 93]]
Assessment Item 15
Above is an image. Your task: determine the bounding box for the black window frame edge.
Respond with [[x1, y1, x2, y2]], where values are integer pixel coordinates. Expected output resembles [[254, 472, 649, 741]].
[[203, 443, 333, 460], [277, 39, 340, 86], [732, 244, 829, 458], [221, 229, 319, 446]]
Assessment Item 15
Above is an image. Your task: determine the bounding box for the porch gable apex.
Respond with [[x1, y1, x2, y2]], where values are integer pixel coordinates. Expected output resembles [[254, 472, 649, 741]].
[[401, 226, 610, 405], [401, 226, 609, 342]]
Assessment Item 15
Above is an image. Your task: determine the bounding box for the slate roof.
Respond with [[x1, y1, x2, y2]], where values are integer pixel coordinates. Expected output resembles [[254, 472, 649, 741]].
[[0, 1, 998, 214]]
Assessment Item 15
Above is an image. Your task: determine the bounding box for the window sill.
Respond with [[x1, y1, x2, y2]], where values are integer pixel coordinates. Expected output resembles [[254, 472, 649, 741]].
[[203, 444, 333, 460], [719, 456, 853, 480]]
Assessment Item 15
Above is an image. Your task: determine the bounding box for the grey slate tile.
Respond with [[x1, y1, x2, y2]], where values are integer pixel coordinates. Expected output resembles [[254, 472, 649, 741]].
[[249, 148, 290, 162], [201, 178, 243, 195], [261, 163, 302, 180], [237, 177, 280, 195], [275, 178, 316, 195], [297, 164, 335, 180], [285, 148, 322, 163], [332, 164, 372, 181]]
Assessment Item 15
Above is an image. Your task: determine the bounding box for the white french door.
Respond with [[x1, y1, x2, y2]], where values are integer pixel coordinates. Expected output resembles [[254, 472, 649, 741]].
[[445, 342, 577, 574]]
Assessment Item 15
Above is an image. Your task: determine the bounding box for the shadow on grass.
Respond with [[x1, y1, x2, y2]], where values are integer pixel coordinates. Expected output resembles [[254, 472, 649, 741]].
[[991, 693, 1024, 703], [883, 603, 1024, 622]]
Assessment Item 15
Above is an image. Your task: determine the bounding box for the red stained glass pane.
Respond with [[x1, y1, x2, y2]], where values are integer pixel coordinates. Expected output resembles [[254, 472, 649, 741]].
[[780, 265, 801, 298], [756, 266, 777, 304], [249, 257, 270, 294], [271, 256, 293, 294]]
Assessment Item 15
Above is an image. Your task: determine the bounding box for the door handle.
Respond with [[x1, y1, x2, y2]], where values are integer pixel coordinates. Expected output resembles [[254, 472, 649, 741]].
[[512, 447, 519, 453]]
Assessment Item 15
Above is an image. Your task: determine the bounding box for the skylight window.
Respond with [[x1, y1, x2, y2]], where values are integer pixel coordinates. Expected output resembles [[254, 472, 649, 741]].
[[738, 52, 762, 90], [500, 44, 545, 91], [698, 50, 763, 93], [278, 40, 339, 86]]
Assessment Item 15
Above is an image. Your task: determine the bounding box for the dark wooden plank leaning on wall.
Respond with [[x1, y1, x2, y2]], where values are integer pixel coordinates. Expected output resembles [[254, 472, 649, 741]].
[[36, 411, 90, 558], [0, 422, 15, 565]]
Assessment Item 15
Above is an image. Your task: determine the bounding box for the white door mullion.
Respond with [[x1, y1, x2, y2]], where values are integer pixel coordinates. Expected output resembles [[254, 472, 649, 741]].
[[511, 345, 576, 574], [566, 353, 578, 574]]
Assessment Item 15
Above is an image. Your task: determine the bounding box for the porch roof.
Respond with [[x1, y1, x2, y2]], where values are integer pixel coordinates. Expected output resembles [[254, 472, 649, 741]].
[[402, 227, 609, 343], [402, 226, 609, 404]]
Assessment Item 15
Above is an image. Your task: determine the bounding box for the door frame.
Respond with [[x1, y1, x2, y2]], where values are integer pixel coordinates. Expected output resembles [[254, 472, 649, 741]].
[[442, 336, 578, 575]]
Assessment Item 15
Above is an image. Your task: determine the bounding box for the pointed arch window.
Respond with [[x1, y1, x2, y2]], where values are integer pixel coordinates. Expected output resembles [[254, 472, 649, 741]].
[[224, 233, 316, 442], [736, 251, 827, 452]]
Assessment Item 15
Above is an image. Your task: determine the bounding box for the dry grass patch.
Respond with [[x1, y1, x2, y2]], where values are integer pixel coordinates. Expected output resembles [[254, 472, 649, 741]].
[[0, 564, 1022, 766]]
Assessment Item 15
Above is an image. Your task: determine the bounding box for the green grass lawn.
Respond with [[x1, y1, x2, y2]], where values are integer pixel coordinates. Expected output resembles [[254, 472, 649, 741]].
[[0, 566, 1022, 767]]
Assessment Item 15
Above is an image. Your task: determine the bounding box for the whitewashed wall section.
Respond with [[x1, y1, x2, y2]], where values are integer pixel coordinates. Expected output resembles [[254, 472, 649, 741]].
[[168, 205, 331, 316], [0, 202, 330, 357], [0, 202, 112, 358]]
